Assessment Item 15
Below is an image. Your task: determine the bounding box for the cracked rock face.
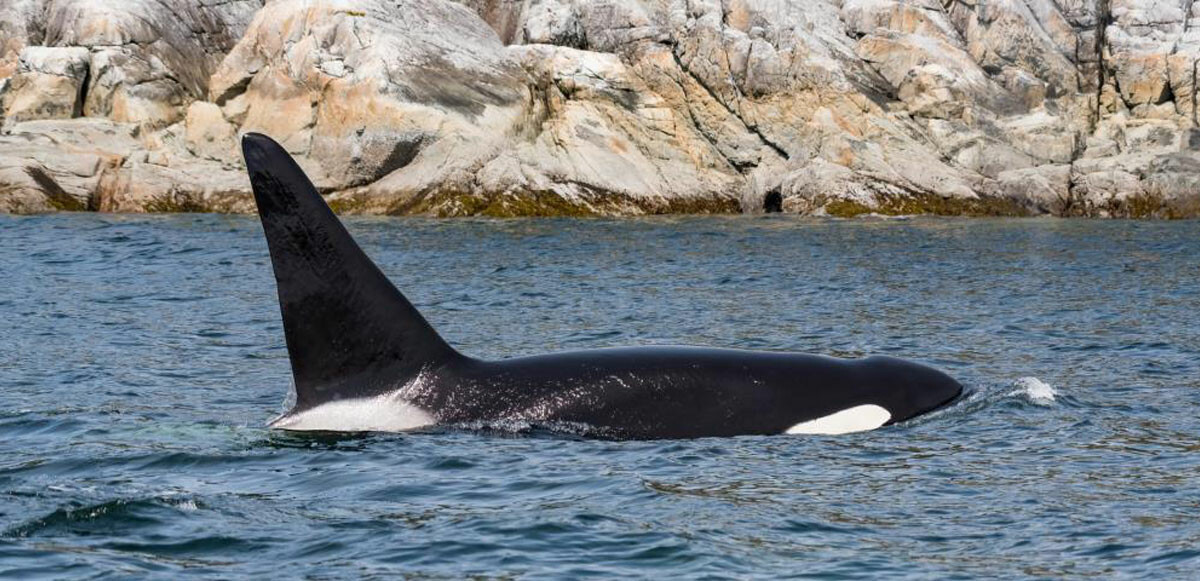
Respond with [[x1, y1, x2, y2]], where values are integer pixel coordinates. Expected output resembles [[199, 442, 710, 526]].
[[209, 0, 528, 201], [2, 0, 1200, 216], [2, 46, 90, 122]]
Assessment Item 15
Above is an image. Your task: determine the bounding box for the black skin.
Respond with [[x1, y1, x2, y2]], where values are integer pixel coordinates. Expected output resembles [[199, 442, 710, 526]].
[[403, 349, 959, 439], [243, 133, 963, 440]]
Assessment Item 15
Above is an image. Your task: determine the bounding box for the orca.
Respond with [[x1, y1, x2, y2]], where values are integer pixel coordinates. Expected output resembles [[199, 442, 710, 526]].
[[241, 133, 962, 439]]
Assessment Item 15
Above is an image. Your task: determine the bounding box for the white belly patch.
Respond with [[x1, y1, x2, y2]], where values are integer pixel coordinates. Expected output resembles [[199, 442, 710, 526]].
[[785, 404, 892, 435], [269, 395, 436, 433]]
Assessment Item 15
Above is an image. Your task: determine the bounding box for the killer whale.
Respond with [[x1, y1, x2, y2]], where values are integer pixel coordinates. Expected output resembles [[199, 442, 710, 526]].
[[241, 133, 962, 439]]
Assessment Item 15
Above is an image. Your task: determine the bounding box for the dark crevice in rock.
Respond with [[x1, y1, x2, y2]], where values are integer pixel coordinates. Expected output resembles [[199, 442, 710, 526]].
[[74, 58, 90, 118], [1156, 77, 1176, 105], [762, 188, 782, 212], [1064, 131, 1086, 215], [655, 44, 740, 173], [1094, 0, 1112, 126], [668, 45, 789, 162], [1192, 59, 1198, 126], [850, 54, 903, 108]]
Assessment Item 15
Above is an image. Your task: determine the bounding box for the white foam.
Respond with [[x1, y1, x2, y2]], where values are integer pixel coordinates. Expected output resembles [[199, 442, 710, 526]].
[[1013, 376, 1057, 405], [173, 499, 199, 512], [785, 404, 892, 435], [269, 394, 436, 433]]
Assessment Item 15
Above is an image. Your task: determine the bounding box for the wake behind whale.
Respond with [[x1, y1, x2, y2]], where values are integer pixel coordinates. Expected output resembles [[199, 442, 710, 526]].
[[241, 133, 962, 439]]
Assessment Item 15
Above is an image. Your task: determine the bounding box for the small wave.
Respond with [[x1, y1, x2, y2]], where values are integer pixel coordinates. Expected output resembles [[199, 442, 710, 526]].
[[4, 497, 179, 538], [101, 536, 269, 556]]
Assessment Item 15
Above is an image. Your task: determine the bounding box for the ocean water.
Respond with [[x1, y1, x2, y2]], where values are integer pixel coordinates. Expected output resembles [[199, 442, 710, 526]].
[[1, 214, 1198, 578]]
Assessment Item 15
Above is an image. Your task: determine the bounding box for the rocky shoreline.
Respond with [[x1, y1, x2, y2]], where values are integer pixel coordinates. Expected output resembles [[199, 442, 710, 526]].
[[3, 0, 1200, 217]]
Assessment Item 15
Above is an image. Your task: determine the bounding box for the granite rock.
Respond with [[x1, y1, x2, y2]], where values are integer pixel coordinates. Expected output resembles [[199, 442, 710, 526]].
[[2, 0, 1200, 216]]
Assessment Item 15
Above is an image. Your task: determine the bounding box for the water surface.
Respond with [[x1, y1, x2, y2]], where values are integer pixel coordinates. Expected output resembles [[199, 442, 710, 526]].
[[1, 214, 1198, 577]]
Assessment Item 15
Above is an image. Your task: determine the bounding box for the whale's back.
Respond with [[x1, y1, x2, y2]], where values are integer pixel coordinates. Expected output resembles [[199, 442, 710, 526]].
[[431, 348, 961, 439]]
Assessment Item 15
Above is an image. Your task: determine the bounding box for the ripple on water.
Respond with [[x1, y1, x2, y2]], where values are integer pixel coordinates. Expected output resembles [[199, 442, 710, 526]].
[[7, 498, 180, 538]]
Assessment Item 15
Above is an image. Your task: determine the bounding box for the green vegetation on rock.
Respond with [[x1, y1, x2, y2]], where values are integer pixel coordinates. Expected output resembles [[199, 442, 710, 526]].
[[823, 193, 1032, 218]]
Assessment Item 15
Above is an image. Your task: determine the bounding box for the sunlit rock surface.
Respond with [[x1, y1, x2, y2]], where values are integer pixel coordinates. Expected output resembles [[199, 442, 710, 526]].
[[2, 0, 1199, 216]]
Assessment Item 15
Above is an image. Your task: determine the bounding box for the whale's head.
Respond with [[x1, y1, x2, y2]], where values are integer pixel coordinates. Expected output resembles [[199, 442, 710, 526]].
[[905, 363, 963, 421], [859, 355, 963, 424]]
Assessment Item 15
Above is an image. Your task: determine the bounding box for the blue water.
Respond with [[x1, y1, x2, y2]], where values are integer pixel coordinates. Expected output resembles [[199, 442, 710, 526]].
[[1, 214, 1198, 578]]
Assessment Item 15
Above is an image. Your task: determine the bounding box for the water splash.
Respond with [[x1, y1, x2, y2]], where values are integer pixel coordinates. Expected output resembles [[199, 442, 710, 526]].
[[1012, 376, 1058, 406]]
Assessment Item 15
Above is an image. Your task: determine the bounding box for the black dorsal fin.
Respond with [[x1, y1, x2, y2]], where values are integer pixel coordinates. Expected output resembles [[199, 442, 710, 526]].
[[241, 133, 459, 409]]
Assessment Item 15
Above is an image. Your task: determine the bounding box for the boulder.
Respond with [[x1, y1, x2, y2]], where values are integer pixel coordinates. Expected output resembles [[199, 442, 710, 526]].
[[0, 118, 139, 212], [209, 0, 528, 197], [996, 164, 1071, 214], [0, 0, 47, 79], [184, 101, 238, 165], [41, 0, 263, 127], [1, 47, 90, 122]]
